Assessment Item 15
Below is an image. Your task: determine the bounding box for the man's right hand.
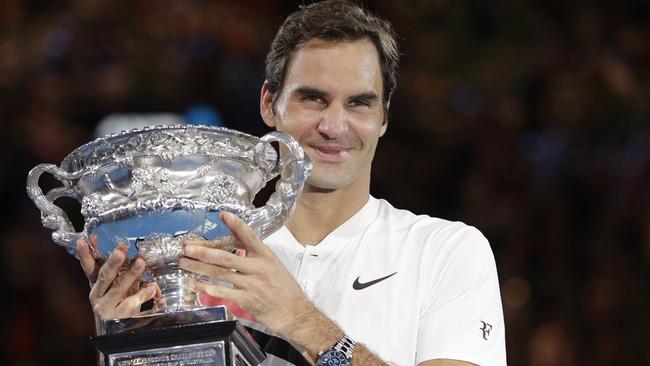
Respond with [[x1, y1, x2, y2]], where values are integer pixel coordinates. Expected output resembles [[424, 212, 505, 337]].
[[76, 236, 160, 320]]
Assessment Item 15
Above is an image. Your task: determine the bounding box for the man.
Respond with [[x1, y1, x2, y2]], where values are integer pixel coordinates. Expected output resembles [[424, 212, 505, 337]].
[[77, 1, 506, 365]]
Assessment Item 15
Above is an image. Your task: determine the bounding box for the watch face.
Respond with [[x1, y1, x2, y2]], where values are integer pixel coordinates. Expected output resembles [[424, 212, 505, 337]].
[[318, 349, 350, 366]]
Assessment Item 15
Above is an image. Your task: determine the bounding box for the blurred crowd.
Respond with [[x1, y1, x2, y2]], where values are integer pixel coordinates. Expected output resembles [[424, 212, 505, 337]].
[[1, 1, 648, 365]]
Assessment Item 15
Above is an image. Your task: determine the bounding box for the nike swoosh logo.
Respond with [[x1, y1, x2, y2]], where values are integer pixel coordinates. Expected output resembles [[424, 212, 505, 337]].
[[352, 272, 398, 290]]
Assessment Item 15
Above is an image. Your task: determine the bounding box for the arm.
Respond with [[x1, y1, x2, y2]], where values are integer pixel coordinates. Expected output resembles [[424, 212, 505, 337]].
[[179, 211, 391, 364]]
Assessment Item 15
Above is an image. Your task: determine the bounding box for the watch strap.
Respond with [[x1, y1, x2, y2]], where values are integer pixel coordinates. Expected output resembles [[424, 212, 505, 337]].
[[334, 334, 356, 360]]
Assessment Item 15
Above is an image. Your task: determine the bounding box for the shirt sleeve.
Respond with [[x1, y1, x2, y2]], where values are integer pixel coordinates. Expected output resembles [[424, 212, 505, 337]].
[[416, 225, 507, 366]]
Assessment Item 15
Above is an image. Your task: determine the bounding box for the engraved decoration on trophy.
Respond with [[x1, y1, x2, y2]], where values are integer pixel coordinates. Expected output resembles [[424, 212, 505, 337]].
[[27, 125, 311, 366], [26, 125, 312, 365]]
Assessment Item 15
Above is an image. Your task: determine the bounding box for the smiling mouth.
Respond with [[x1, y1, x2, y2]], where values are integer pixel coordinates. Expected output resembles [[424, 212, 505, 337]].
[[309, 145, 353, 161]]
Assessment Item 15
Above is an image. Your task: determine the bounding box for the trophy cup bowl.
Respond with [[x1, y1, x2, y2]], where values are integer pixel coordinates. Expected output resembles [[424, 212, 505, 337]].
[[26, 124, 311, 365]]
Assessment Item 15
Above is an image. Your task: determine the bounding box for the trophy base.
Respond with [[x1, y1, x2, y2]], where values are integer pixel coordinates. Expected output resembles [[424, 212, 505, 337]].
[[92, 306, 266, 366]]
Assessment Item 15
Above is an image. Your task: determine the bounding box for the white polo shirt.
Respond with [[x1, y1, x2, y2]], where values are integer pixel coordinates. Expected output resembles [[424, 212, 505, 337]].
[[259, 196, 506, 366]]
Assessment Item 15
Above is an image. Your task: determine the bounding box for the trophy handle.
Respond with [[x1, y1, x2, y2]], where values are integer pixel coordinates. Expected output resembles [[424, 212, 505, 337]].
[[26, 163, 85, 253], [243, 131, 311, 239]]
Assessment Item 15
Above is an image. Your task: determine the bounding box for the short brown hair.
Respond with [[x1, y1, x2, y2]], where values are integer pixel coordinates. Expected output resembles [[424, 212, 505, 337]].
[[265, 0, 400, 110]]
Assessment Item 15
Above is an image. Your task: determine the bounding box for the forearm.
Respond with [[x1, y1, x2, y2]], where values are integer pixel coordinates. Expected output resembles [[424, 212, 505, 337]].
[[180, 215, 390, 364], [285, 302, 387, 365], [282, 301, 342, 362]]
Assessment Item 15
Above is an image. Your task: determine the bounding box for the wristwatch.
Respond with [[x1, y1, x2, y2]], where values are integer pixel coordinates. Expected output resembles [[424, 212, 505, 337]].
[[316, 334, 356, 366]]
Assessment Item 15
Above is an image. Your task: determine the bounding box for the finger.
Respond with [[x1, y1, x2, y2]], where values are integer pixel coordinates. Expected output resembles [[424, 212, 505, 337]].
[[114, 284, 158, 317], [103, 257, 146, 309], [178, 257, 248, 288], [89, 234, 99, 255], [155, 296, 167, 311], [184, 237, 247, 257], [183, 244, 256, 274], [125, 279, 141, 297], [76, 239, 97, 279], [183, 237, 230, 249], [220, 211, 269, 255], [89, 246, 127, 300], [188, 278, 242, 304]]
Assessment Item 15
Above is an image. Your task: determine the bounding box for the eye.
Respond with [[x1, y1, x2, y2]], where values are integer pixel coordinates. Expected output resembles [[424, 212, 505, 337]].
[[302, 95, 326, 104], [349, 99, 370, 107]]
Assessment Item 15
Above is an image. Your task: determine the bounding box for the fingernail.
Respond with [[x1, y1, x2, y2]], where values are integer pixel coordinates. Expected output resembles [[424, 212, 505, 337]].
[[207, 240, 223, 249], [187, 279, 197, 292], [133, 257, 145, 270], [146, 285, 156, 296], [147, 283, 162, 297], [110, 249, 125, 263], [221, 211, 234, 222], [183, 239, 204, 247], [117, 245, 128, 253], [184, 245, 195, 256]]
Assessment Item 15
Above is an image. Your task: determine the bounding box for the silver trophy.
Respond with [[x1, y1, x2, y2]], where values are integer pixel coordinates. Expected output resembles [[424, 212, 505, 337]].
[[26, 125, 312, 365]]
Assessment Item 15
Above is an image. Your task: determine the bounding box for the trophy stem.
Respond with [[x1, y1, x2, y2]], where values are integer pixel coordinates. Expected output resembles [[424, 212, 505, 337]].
[[149, 265, 201, 312]]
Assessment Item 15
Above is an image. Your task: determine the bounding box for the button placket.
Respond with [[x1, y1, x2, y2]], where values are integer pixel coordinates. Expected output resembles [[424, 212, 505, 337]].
[[299, 246, 323, 294], [294, 247, 307, 280]]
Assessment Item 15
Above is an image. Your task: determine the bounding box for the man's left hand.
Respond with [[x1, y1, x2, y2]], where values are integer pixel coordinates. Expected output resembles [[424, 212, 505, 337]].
[[178, 211, 319, 340]]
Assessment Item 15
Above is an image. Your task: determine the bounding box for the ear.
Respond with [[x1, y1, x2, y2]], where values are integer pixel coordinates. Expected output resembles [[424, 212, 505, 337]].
[[379, 121, 388, 137], [260, 82, 277, 128], [379, 101, 389, 137]]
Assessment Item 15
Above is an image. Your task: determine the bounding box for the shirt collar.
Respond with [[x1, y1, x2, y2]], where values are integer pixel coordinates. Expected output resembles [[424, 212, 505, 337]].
[[270, 196, 380, 252]]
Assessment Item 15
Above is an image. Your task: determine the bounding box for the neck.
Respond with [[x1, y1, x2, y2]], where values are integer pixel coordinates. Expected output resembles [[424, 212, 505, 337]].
[[286, 182, 370, 246]]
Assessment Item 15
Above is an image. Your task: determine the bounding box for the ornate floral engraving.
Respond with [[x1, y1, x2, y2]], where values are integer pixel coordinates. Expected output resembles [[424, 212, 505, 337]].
[[126, 164, 214, 197], [136, 232, 203, 268], [131, 168, 174, 193], [81, 193, 105, 217], [28, 125, 310, 314], [201, 175, 238, 205], [61, 125, 271, 172]]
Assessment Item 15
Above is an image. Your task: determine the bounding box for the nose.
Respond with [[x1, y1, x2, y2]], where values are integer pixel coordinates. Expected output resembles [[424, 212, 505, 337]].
[[318, 103, 348, 139]]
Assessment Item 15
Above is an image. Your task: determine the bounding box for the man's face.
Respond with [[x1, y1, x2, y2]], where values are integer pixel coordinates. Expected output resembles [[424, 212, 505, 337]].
[[261, 37, 387, 192]]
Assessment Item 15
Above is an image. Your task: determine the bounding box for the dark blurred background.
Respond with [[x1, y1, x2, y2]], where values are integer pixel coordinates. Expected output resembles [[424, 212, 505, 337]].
[[1, 0, 648, 365]]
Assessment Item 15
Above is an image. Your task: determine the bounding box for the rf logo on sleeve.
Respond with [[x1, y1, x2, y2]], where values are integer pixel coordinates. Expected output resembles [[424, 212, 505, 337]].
[[480, 321, 493, 340]]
